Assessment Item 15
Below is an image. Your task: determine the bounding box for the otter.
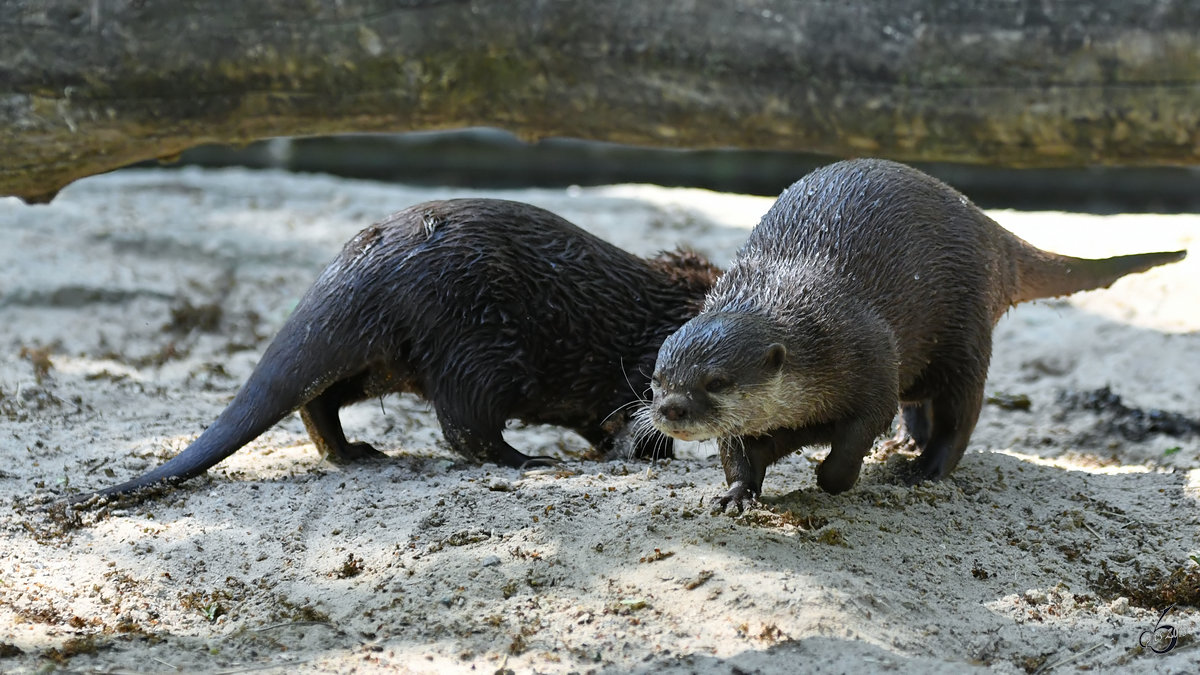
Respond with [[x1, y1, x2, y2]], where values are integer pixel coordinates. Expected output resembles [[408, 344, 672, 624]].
[[644, 159, 1186, 511], [74, 198, 719, 502]]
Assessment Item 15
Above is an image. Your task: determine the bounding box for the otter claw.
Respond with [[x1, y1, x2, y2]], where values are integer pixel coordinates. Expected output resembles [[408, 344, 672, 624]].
[[714, 482, 758, 514]]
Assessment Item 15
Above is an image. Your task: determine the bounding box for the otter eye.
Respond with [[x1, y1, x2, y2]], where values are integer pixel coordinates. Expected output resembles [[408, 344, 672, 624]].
[[651, 374, 662, 388], [703, 376, 730, 393]]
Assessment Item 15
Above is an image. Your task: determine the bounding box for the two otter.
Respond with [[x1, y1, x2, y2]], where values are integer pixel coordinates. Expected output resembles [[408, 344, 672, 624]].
[[71, 163, 1184, 508], [647, 159, 1186, 511], [76, 199, 719, 502]]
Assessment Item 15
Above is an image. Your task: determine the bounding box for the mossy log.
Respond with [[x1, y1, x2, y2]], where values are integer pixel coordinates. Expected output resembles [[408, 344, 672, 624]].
[[4, 0, 1200, 203]]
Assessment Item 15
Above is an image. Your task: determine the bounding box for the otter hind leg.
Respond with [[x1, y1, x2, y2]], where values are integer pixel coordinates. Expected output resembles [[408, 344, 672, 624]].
[[300, 385, 387, 464], [877, 399, 930, 457], [902, 326, 992, 484], [906, 380, 985, 484], [816, 417, 884, 495], [901, 401, 933, 448], [434, 403, 556, 469]]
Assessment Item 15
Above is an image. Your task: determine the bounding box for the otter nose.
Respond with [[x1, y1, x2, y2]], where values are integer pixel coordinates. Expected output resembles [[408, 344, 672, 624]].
[[658, 400, 690, 422]]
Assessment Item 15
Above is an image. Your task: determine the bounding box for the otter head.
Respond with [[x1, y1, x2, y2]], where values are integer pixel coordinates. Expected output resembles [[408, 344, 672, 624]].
[[649, 312, 788, 441]]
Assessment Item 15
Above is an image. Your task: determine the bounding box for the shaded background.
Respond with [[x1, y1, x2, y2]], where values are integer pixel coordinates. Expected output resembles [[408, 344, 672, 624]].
[[161, 129, 1200, 214]]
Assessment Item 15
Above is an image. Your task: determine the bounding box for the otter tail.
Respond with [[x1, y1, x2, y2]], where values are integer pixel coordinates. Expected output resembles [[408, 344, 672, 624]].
[[71, 310, 360, 503], [1013, 247, 1186, 305]]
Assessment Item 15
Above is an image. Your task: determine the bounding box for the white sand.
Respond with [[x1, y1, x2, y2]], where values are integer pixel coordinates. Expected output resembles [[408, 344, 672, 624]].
[[1, 167, 1197, 673]]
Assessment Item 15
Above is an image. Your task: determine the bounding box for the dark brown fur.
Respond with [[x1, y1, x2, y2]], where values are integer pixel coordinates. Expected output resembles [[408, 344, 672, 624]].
[[76, 198, 719, 502], [647, 159, 1186, 510]]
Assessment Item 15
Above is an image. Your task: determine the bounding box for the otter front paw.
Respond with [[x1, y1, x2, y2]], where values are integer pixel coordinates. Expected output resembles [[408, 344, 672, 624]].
[[714, 481, 759, 514]]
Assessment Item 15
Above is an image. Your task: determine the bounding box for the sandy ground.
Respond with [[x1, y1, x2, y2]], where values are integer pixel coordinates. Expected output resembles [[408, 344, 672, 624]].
[[1, 167, 1198, 674]]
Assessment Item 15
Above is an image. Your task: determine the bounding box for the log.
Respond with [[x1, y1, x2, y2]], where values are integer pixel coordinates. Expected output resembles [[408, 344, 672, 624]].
[[3, 0, 1200, 203]]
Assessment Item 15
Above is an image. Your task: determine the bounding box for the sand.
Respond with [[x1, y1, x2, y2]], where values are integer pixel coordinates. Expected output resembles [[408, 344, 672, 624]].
[[1, 167, 1197, 674]]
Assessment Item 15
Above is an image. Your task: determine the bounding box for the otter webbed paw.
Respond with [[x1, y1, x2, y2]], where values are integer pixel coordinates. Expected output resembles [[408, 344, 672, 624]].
[[899, 454, 946, 486], [326, 441, 388, 465], [519, 455, 558, 469], [481, 438, 559, 469], [714, 481, 759, 514]]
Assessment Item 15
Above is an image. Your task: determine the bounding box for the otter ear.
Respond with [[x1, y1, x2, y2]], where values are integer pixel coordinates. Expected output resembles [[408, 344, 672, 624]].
[[764, 343, 787, 371]]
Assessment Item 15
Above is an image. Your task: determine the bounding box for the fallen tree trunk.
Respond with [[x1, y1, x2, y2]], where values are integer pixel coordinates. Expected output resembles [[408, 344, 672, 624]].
[[3, 0, 1200, 203]]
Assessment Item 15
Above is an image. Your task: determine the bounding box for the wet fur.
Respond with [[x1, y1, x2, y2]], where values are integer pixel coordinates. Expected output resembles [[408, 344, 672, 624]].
[[648, 158, 1186, 509], [77, 199, 719, 502]]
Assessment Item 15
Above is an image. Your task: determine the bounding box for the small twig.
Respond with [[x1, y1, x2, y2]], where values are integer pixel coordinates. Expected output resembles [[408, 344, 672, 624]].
[[250, 620, 337, 633], [1033, 641, 1105, 674], [151, 656, 179, 671], [215, 658, 313, 675]]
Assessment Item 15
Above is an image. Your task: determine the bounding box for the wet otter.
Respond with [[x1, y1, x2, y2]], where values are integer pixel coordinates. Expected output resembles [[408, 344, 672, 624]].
[[645, 159, 1186, 511], [75, 198, 719, 502]]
